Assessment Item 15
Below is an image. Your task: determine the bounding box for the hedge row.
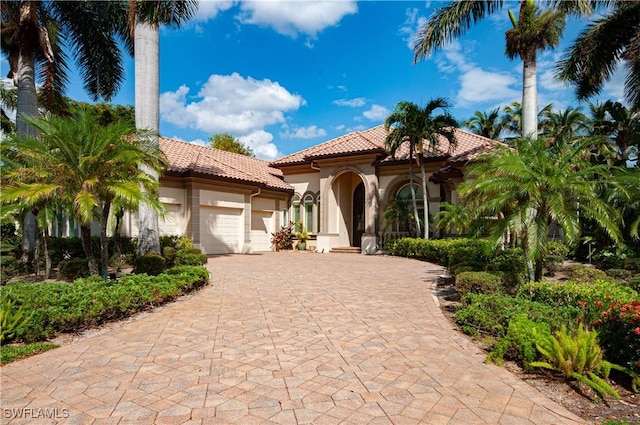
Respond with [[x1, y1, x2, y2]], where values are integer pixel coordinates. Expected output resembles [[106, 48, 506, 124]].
[[1, 266, 210, 343]]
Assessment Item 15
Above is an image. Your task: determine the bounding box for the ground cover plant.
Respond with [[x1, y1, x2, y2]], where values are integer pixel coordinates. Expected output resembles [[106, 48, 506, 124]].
[[0, 265, 209, 344]]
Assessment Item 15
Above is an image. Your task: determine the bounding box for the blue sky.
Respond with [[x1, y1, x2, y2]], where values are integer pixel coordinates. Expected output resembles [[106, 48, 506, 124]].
[[5, 1, 629, 160]]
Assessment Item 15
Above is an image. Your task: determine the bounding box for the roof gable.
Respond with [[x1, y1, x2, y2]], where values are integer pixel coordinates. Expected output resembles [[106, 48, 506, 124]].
[[270, 125, 498, 167], [160, 137, 292, 192]]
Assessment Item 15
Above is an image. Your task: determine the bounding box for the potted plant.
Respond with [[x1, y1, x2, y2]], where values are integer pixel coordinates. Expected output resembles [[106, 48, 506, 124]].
[[295, 222, 309, 251]]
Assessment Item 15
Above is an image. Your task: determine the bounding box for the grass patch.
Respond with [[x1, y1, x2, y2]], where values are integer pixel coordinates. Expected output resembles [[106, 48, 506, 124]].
[[1, 342, 59, 365]]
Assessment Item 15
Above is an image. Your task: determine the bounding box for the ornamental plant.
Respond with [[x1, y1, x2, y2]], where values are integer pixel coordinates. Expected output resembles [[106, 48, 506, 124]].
[[529, 323, 624, 399], [592, 300, 640, 379], [271, 222, 294, 251]]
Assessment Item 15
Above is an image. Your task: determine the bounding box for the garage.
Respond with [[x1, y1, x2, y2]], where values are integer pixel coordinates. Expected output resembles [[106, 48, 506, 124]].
[[200, 206, 242, 254], [251, 210, 274, 252]]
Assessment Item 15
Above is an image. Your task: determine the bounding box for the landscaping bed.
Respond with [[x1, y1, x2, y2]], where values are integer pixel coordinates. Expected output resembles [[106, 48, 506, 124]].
[[433, 263, 640, 425]]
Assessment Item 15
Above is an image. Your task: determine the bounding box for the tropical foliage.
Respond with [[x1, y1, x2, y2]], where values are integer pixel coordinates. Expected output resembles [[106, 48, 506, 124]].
[[557, 1, 640, 111], [0, 110, 166, 278], [385, 99, 457, 239], [458, 136, 625, 281], [210, 133, 255, 156]]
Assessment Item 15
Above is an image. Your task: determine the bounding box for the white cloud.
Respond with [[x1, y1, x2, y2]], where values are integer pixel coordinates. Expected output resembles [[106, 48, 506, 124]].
[[236, 0, 357, 38], [363, 104, 390, 121], [399, 7, 428, 50], [601, 64, 627, 103], [238, 130, 283, 160], [435, 41, 520, 107], [280, 124, 327, 139], [193, 1, 235, 21], [160, 73, 304, 161], [332, 97, 366, 108]]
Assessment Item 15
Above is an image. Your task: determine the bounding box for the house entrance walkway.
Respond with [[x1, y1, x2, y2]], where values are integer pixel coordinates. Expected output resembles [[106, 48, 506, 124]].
[[1, 253, 586, 424]]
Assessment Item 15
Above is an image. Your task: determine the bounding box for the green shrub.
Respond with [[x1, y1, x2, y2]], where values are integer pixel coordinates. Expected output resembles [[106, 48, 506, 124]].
[[518, 279, 638, 324], [0, 254, 23, 285], [175, 248, 207, 266], [487, 314, 551, 368], [606, 268, 634, 281], [388, 238, 493, 266], [624, 258, 640, 272], [593, 249, 625, 270], [57, 258, 91, 281], [454, 293, 581, 338], [175, 236, 195, 251], [159, 235, 180, 250], [162, 246, 177, 268], [133, 254, 166, 276], [455, 271, 502, 296], [0, 266, 209, 343], [567, 264, 608, 282], [487, 248, 527, 294], [547, 241, 570, 258]]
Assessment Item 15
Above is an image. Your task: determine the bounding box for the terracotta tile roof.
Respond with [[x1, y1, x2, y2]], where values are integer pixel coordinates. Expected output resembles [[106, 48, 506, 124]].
[[159, 137, 292, 192], [270, 125, 388, 166], [270, 124, 497, 167]]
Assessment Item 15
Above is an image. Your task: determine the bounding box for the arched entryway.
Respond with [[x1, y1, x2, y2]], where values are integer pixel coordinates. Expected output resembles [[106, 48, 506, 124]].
[[352, 182, 365, 247]]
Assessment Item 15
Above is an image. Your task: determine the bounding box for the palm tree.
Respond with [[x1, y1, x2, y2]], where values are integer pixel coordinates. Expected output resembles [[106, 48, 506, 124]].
[[503, 101, 553, 142], [385, 102, 422, 237], [385, 99, 457, 239], [126, 1, 198, 256], [415, 98, 457, 239], [557, 1, 640, 111], [0, 110, 166, 278], [458, 136, 623, 281], [413, 0, 590, 139], [1, 1, 130, 262], [434, 202, 472, 236], [463, 108, 505, 140], [540, 106, 588, 144]]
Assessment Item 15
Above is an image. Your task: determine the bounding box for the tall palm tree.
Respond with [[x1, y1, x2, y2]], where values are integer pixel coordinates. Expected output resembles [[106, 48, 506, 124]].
[[463, 108, 505, 140], [503, 101, 553, 141], [458, 136, 623, 281], [0, 110, 166, 278], [557, 1, 640, 111], [385, 102, 422, 237], [126, 1, 198, 256], [385, 99, 457, 239], [1, 1, 129, 262], [413, 0, 590, 139]]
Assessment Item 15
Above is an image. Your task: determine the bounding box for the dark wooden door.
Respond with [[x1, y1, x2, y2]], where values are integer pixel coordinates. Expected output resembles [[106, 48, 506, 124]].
[[352, 182, 365, 247]]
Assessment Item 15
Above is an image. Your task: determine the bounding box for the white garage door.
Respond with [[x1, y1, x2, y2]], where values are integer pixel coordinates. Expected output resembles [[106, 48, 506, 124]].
[[200, 206, 242, 254], [159, 204, 181, 236], [251, 210, 274, 252]]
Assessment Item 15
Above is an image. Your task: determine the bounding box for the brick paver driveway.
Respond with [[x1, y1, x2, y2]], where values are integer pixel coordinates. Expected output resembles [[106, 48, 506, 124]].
[[1, 253, 585, 424]]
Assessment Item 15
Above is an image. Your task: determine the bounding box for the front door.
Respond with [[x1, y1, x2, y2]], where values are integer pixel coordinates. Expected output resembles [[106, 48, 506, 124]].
[[352, 182, 365, 247]]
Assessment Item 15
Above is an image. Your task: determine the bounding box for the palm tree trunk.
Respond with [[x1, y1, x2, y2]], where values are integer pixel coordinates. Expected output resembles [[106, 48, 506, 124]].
[[16, 27, 40, 263], [81, 224, 99, 276], [408, 143, 422, 237], [135, 20, 161, 256], [100, 199, 112, 279], [419, 156, 430, 239], [521, 52, 538, 139]]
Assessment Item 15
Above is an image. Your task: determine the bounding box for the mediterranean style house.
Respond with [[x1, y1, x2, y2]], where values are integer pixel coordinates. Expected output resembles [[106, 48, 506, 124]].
[[122, 125, 497, 254]]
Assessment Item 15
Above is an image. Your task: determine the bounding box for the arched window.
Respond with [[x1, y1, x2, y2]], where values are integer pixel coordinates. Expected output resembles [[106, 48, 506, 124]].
[[292, 195, 301, 225], [303, 194, 314, 232], [389, 184, 423, 234]]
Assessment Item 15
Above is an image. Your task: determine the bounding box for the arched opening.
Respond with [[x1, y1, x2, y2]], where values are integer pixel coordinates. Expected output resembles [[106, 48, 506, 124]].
[[352, 182, 365, 247]]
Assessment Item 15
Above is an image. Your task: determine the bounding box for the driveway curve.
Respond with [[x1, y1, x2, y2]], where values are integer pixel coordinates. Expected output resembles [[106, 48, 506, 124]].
[[1, 253, 585, 424]]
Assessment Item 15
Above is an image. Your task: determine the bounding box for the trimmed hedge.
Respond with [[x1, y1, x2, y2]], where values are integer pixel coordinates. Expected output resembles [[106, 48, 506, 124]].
[[0, 266, 209, 343], [455, 271, 502, 296], [518, 279, 639, 324]]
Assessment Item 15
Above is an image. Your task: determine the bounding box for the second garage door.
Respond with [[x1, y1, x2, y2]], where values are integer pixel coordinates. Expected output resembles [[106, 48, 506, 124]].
[[251, 210, 274, 252]]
